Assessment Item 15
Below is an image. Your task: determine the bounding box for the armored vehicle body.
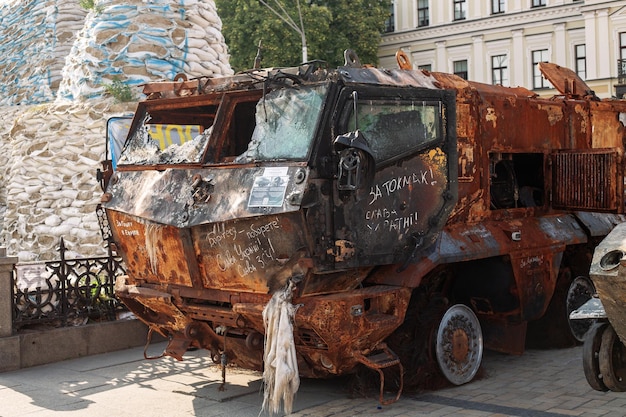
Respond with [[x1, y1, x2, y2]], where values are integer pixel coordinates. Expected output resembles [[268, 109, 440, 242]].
[[99, 51, 626, 399]]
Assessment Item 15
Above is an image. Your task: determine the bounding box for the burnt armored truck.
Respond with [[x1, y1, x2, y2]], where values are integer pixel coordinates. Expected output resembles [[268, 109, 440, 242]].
[[98, 50, 626, 398]]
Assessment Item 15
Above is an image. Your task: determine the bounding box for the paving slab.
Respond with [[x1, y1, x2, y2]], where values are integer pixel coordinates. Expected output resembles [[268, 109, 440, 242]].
[[1, 342, 625, 417]]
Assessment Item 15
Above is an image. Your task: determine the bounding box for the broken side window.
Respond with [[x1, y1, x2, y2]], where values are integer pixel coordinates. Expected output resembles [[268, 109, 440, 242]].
[[347, 100, 442, 164], [117, 116, 208, 165], [235, 84, 328, 163]]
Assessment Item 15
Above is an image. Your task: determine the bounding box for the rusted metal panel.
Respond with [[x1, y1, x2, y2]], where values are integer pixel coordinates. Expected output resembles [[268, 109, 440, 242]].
[[552, 150, 620, 211], [192, 212, 309, 294], [104, 166, 310, 227], [538, 62, 596, 99], [108, 212, 196, 287]]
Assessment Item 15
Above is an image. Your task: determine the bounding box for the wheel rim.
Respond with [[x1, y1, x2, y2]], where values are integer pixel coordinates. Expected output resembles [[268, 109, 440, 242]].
[[582, 322, 609, 391], [599, 325, 626, 392], [567, 276, 596, 342], [435, 304, 483, 385]]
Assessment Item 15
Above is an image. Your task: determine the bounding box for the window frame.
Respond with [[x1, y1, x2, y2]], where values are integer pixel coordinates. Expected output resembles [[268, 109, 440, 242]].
[[531, 0, 546, 7], [453, 60, 468, 80], [575, 44, 586, 80], [492, 0, 505, 14], [417, 0, 429, 27], [532, 49, 550, 89], [491, 54, 509, 86], [453, 0, 467, 21]]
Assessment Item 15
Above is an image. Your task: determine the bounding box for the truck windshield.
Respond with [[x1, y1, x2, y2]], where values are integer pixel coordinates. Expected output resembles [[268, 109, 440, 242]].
[[235, 84, 328, 162]]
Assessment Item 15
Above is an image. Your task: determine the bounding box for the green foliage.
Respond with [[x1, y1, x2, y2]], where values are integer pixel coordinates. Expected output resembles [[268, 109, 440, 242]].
[[103, 77, 134, 103], [215, 0, 392, 72], [79, 0, 103, 13]]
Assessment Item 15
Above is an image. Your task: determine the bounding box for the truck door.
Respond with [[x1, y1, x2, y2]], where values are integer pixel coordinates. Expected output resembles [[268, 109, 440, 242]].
[[329, 86, 458, 268]]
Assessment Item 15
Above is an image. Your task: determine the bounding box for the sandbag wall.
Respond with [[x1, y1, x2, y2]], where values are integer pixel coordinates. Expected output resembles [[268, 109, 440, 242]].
[[0, 0, 233, 261], [0, 0, 86, 106]]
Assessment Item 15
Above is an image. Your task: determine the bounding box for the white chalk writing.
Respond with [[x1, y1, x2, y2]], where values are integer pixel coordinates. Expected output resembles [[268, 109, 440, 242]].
[[366, 211, 419, 233], [207, 224, 237, 248], [520, 255, 544, 269], [369, 169, 437, 204], [246, 218, 281, 239]]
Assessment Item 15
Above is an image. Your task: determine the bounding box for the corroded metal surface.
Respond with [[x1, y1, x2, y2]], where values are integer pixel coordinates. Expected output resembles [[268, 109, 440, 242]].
[[103, 53, 626, 394]]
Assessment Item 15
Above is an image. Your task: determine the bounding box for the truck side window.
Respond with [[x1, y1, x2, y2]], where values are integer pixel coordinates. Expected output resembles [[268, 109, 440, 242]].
[[490, 153, 545, 209], [118, 103, 218, 166], [346, 99, 442, 164]]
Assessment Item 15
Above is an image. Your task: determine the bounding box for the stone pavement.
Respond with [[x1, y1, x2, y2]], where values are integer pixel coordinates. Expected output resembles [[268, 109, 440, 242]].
[[0, 341, 625, 417]]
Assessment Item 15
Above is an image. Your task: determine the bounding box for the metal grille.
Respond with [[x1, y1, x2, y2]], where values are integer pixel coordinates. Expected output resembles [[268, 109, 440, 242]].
[[552, 150, 619, 211]]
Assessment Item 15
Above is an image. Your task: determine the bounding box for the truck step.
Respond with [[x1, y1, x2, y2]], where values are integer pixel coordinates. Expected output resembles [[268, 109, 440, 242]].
[[355, 343, 404, 405]]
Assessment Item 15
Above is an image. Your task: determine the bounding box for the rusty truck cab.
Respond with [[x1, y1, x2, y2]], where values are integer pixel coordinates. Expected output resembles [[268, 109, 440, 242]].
[[102, 60, 457, 381]]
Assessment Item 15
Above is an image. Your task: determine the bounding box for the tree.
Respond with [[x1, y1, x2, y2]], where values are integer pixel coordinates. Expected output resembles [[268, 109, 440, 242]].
[[215, 0, 392, 72]]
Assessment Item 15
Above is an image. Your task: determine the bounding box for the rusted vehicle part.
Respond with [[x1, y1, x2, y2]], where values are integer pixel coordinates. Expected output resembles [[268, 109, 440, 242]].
[[435, 304, 483, 385], [101, 49, 626, 403], [574, 222, 626, 391]]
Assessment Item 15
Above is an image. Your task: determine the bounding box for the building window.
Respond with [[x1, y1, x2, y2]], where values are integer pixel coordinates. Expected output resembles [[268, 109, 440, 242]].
[[492, 0, 505, 14], [454, 60, 468, 80], [532, 49, 550, 89], [575, 44, 586, 80], [418, 64, 432, 71], [454, 0, 466, 21], [491, 54, 508, 86], [418, 0, 429, 27], [620, 32, 626, 60], [384, 2, 395, 33], [532, 0, 546, 7]]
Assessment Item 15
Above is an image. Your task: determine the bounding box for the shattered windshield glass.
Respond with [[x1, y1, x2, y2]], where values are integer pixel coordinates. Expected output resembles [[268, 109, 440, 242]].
[[235, 84, 327, 162], [117, 116, 209, 165]]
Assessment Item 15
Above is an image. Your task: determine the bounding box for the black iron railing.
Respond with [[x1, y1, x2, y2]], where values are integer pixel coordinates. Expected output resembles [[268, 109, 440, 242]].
[[12, 238, 126, 330], [618, 59, 626, 86]]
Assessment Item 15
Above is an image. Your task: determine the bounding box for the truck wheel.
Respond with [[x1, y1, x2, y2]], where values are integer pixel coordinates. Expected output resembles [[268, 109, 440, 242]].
[[582, 322, 609, 391], [567, 276, 596, 342], [435, 304, 483, 385], [599, 325, 626, 392]]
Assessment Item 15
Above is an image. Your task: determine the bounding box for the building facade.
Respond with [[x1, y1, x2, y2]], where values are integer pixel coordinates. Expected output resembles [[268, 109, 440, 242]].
[[379, 0, 626, 98]]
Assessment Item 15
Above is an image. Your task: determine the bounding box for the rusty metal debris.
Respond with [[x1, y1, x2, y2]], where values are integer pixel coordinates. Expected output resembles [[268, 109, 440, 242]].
[[100, 49, 626, 404]]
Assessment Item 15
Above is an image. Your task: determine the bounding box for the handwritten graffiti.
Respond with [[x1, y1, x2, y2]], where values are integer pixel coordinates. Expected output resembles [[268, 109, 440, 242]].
[[520, 255, 544, 269], [116, 219, 139, 236], [369, 169, 437, 204], [246, 218, 281, 239], [216, 236, 277, 276], [366, 211, 419, 233], [210, 218, 282, 277], [207, 224, 238, 248]]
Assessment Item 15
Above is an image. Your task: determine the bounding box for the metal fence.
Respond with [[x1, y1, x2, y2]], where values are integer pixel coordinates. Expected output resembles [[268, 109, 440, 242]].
[[618, 59, 626, 86], [12, 238, 127, 330]]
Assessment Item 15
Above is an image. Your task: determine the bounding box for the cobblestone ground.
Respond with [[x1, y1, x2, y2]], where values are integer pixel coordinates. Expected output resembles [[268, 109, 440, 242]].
[[1, 343, 625, 417], [292, 347, 626, 417]]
